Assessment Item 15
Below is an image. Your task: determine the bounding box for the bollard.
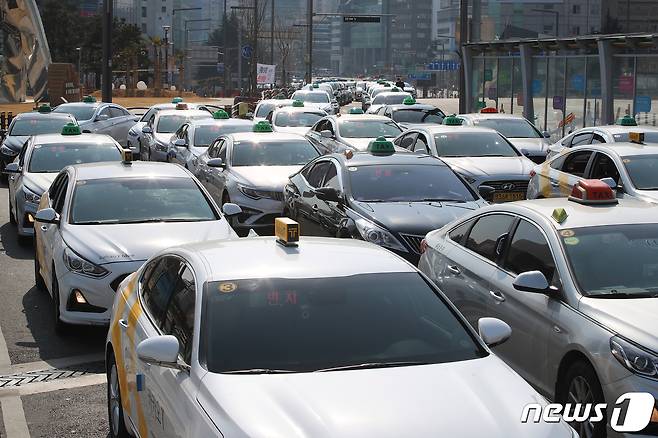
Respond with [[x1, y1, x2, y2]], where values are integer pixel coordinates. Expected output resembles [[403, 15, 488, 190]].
[[7, 112, 13, 126], [0, 112, 5, 130]]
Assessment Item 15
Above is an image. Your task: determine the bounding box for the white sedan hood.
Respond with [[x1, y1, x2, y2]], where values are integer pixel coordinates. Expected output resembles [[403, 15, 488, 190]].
[[442, 156, 535, 178], [63, 220, 235, 264], [22, 173, 58, 195], [274, 126, 312, 136], [197, 356, 572, 438], [341, 138, 375, 151], [232, 166, 301, 190]]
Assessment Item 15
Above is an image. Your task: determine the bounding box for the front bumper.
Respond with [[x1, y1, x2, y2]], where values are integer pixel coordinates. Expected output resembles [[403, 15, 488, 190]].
[[602, 373, 658, 437], [56, 260, 145, 325], [231, 190, 284, 230]]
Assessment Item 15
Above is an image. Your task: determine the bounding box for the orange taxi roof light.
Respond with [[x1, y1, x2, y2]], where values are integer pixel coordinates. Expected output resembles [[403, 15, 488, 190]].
[[568, 179, 618, 205], [480, 107, 498, 113]]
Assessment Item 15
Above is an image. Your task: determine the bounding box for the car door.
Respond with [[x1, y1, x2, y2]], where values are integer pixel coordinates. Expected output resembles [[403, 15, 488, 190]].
[[206, 140, 228, 203], [313, 161, 345, 237], [538, 149, 595, 198], [437, 213, 516, 329], [94, 106, 114, 136], [40, 172, 69, 289], [487, 218, 561, 392], [8, 140, 29, 213], [295, 160, 332, 236], [172, 125, 189, 165], [587, 151, 621, 188], [110, 106, 136, 146]]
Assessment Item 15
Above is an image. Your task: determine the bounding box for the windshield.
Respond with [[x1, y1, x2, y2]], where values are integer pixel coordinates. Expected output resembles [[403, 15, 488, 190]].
[[338, 120, 402, 138], [194, 124, 251, 147], [28, 143, 121, 173], [561, 224, 658, 298], [293, 92, 330, 104], [433, 132, 519, 157], [140, 107, 159, 122], [53, 105, 96, 121], [255, 103, 276, 118], [9, 118, 74, 136], [349, 164, 476, 202], [202, 273, 485, 373], [274, 112, 324, 127], [623, 155, 658, 190], [157, 114, 208, 133], [392, 109, 444, 124], [373, 94, 410, 105], [70, 177, 217, 225], [231, 140, 318, 166], [471, 118, 541, 138]]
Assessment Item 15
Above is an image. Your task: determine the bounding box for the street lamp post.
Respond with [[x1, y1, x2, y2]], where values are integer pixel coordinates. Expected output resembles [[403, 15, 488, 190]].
[[163, 25, 171, 88], [101, 0, 113, 102], [76, 47, 82, 88]]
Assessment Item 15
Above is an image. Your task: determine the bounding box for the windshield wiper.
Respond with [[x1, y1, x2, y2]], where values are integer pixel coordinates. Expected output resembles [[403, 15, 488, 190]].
[[587, 292, 658, 299], [315, 361, 430, 372], [421, 198, 466, 203], [221, 368, 296, 374], [73, 220, 119, 225]]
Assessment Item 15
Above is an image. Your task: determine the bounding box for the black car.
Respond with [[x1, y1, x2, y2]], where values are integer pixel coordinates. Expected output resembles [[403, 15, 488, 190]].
[[372, 102, 445, 128], [284, 143, 489, 263]]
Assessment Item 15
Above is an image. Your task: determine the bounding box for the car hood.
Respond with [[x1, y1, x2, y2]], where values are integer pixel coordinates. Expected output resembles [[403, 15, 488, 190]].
[[197, 356, 571, 438], [2, 135, 29, 152], [579, 297, 658, 352], [507, 138, 549, 155], [231, 166, 302, 190], [353, 200, 483, 235], [441, 156, 535, 178], [303, 102, 332, 112], [274, 126, 312, 136], [62, 220, 235, 264], [341, 138, 377, 151], [129, 121, 146, 134], [23, 173, 57, 195]]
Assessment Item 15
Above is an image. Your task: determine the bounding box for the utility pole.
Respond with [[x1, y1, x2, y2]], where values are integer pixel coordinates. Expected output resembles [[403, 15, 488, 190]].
[[163, 25, 171, 88], [102, 0, 112, 102], [458, 0, 468, 113], [306, 0, 313, 84], [271, 0, 274, 66], [251, 0, 259, 95]]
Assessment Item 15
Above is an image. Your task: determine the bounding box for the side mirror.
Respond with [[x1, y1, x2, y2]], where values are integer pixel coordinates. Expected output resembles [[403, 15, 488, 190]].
[[207, 158, 225, 168], [320, 130, 333, 139], [520, 148, 530, 157], [34, 208, 59, 225], [136, 335, 180, 368], [96, 114, 110, 122], [3, 162, 19, 173], [512, 270, 550, 293], [542, 131, 551, 138], [222, 202, 242, 216], [600, 177, 617, 189], [314, 187, 341, 203], [174, 138, 187, 148], [478, 185, 495, 203], [478, 317, 511, 347], [141, 126, 152, 134]]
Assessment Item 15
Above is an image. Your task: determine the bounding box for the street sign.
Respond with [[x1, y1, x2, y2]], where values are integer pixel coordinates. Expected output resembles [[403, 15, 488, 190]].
[[343, 16, 380, 23], [426, 60, 460, 71], [216, 62, 225, 73], [636, 95, 652, 113], [531, 79, 542, 95], [571, 74, 585, 92], [553, 95, 564, 110], [408, 72, 431, 81], [241, 45, 253, 60]]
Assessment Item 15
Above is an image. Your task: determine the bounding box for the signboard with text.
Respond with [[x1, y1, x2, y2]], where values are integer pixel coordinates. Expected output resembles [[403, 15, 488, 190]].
[[257, 63, 276, 84]]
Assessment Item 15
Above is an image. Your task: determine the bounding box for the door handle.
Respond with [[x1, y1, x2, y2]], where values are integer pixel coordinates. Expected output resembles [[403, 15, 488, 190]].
[[549, 179, 560, 187], [40, 225, 47, 232], [447, 265, 461, 275], [118, 319, 129, 329], [312, 204, 319, 211], [489, 290, 506, 302]]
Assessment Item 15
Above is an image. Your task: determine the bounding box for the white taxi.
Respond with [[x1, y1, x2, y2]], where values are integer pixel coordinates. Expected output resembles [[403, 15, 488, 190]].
[[105, 219, 577, 438], [34, 159, 240, 332], [268, 100, 326, 136]]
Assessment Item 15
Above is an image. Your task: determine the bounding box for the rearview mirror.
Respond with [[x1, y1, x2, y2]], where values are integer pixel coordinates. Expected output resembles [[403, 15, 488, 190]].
[[478, 185, 495, 203], [137, 335, 180, 369], [141, 126, 152, 134], [3, 162, 19, 174], [222, 202, 242, 216], [478, 318, 511, 347], [320, 130, 333, 139], [512, 270, 549, 293], [174, 138, 187, 147], [35, 208, 59, 225], [542, 130, 551, 138], [314, 187, 341, 203], [207, 158, 225, 168]]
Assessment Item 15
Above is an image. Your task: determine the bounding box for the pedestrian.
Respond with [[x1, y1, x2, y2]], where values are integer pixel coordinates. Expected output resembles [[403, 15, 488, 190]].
[[395, 76, 405, 89]]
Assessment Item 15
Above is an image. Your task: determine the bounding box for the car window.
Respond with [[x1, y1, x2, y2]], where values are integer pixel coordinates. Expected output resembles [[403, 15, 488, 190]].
[[569, 132, 592, 147], [433, 132, 519, 157], [504, 220, 557, 283], [218, 141, 227, 162], [98, 107, 112, 119], [161, 265, 196, 364], [397, 133, 417, 150], [9, 117, 75, 136], [465, 214, 515, 262], [110, 107, 128, 118], [322, 163, 340, 190], [53, 175, 69, 214], [49, 172, 65, 198], [561, 150, 593, 177], [141, 256, 185, 329], [621, 154, 658, 190], [18, 139, 29, 167], [449, 218, 476, 245], [413, 134, 429, 153], [589, 153, 620, 183], [306, 161, 331, 187], [591, 134, 606, 144]]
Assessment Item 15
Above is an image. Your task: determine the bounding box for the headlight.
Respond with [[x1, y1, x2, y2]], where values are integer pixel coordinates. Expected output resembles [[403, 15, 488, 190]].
[[238, 185, 279, 200], [63, 247, 109, 278], [23, 187, 42, 204], [610, 336, 658, 378], [354, 217, 406, 251], [1, 145, 17, 156]]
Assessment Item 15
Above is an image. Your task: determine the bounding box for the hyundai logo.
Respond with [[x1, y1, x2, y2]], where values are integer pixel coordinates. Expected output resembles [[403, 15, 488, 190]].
[[501, 183, 516, 191]]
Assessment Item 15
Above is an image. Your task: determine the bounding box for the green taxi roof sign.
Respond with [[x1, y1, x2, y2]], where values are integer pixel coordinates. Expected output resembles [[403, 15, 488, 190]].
[[403, 96, 416, 105], [82, 95, 96, 103], [391, 87, 400, 92], [349, 107, 364, 114], [617, 115, 637, 126], [253, 121, 273, 132], [213, 109, 229, 119], [367, 136, 395, 154], [312, 83, 319, 88], [443, 114, 463, 126], [292, 100, 304, 107], [171, 97, 183, 104], [61, 122, 81, 135], [552, 208, 568, 224], [37, 104, 52, 113]]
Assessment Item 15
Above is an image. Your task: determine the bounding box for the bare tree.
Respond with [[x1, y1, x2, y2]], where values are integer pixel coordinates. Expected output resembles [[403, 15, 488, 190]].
[[236, 0, 270, 94], [274, 18, 301, 87]]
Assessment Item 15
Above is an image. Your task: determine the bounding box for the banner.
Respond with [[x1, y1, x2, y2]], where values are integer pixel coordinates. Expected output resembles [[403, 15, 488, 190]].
[[257, 64, 276, 84]]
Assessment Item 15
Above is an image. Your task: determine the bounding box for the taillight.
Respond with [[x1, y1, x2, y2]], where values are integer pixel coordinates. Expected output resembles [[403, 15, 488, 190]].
[[419, 239, 428, 254], [529, 170, 536, 178]]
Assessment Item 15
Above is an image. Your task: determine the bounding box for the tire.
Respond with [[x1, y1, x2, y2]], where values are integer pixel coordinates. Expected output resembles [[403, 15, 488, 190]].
[[51, 267, 68, 335], [8, 195, 16, 225], [34, 246, 45, 291], [558, 360, 607, 438], [107, 351, 131, 438]]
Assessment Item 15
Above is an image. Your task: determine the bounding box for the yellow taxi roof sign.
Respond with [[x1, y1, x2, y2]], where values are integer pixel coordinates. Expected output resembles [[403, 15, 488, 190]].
[[275, 217, 300, 247], [629, 132, 645, 144]]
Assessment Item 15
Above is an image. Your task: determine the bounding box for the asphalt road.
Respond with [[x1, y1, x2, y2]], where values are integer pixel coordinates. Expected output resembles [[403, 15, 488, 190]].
[[0, 181, 108, 437]]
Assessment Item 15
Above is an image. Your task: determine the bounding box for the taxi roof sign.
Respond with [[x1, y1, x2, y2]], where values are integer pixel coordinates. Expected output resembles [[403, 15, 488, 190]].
[[617, 115, 637, 126], [629, 131, 645, 144], [61, 122, 81, 135], [367, 136, 395, 154], [312, 83, 319, 88], [275, 217, 300, 247], [37, 103, 52, 113], [122, 148, 133, 164], [552, 208, 568, 224], [175, 103, 189, 110], [443, 114, 463, 126], [171, 97, 183, 104], [82, 95, 96, 103], [568, 179, 618, 205], [403, 96, 416, 105], [349, 107, 364, 114], [253, 121, 273, 132], [391, 87, 400, 92], [213, 109, 230, 119], [480, 107, 498, 113], [292, 99, 304, 107]]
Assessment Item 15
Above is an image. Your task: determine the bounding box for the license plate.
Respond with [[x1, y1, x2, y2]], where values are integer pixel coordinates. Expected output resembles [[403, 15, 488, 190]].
[[493, 191, 525, 202]]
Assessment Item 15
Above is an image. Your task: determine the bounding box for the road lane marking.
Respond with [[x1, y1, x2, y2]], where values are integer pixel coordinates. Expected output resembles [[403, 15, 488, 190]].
[[10, 352, 104, 374], [0, 322, 30, 438], [15, 373, 106, 396]]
